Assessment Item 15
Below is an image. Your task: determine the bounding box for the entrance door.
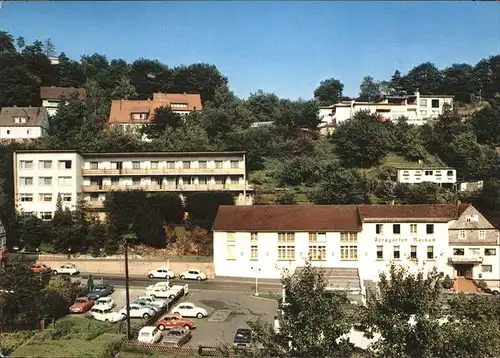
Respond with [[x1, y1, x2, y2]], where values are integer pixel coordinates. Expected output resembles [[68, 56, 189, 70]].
[[455, 264, 473, 278]]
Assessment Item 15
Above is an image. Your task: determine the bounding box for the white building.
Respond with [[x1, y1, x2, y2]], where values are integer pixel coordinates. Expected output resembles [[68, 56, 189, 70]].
[[396, 168, 457, 187], [13, 150, 254, 220], [212, 204, 500, 289], [40, 87, 87, 117], [0, 107, 49, 141]]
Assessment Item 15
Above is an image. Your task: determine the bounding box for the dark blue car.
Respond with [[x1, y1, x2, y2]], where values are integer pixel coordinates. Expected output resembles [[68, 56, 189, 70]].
[[87, 284, 114, 300], [233, 328, 252, 348]]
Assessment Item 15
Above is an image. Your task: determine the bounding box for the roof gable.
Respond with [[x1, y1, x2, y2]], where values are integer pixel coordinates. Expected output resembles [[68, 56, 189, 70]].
[[449, 204, 497, 230], [0, 107, 47, 127]]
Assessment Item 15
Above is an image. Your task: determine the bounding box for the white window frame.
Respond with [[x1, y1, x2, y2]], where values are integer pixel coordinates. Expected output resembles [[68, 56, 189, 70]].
[[19, 193, 33, 202], [278, 245, 295, 260], [19, 160, 33, 169], [340, 245, 358, 260], [410, 224, 417, 234], [250, 245, 258, 260], [20, 177, 33, 186], [308, 245, 326, 261], [39, 193, 52, 202]]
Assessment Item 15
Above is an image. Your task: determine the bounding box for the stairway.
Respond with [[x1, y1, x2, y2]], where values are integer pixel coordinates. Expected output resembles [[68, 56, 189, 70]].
[[453, 277, 478, 293]]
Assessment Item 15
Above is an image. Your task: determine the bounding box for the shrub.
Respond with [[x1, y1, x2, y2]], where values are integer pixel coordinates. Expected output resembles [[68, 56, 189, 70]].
[[474, 279, 488, 291], [442, 274, 453, 289]]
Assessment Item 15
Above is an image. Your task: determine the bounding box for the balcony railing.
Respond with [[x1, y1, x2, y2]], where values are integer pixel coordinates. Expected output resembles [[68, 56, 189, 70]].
[[84, 201, 105, 209], [81, 168, 245, 176], [448, 256, 483, 264], [81, 183, 254, 192]]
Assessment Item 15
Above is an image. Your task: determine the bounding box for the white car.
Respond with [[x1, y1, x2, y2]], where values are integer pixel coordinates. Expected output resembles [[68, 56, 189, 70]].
[[89, 307, 123, 323], [145, 283, 188, 300], [179, 269, 207, 281], [138, 326, 163, 344], [53, 264, 80, 276], [136, 296, 168, 309], [119, 304, 156, 320], [148, 267, 175, 279], [171, 302, 208, 319], [94, 297, 115, 310]]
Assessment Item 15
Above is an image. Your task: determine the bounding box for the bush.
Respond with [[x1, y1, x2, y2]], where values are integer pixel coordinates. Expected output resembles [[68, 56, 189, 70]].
[[474, 279, 488, 291], [442, 274, 453, 289]]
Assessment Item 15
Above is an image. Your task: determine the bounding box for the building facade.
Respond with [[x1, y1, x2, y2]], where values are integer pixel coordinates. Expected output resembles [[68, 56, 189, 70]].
[[212, 204, 500, 288], [13, 150, 254, 220], [40, 87, 87, 117], [396, 168, 457, 187], [0, 107, 49, 140]]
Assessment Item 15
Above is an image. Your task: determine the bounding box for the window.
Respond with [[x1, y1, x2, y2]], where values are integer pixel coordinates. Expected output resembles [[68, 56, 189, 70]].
[[39, 177, 52, 186], [375, 224, 383, 235], [90, 162, 98, 169], [250, 246, 258, 260], [278, 232, 295, 242], [20, 160, 33, 169], [151, 161, 159, 169], [111, 178, 119, 186], [393, 245, 400, 259], [171, 103, 188, 108], [132, 113, 148, 120], [482, 265, 493, 273], [340, 246, 358, 260], [453, 248, 465, 256], [230, 161, 239, 169], [58, 177, 72, 186], [227, 242, 236, 260], [410, 224, 418, 234], [340, 232, 357, 242], [309, 232, 326, 242], [132, 161, 140, 169], [14, 116, 28, 123], [419, 99, 427, 107], [215, 161, 223, 169], [20, 177, 33, 186], [182, 161, 191, 169], [132, 178, 141, 185], [250, 232, 258, 242], [376, 245, 383, 259], [39, 193, 52, 202], [5, 130, 9, 135], [278, 246, 295, 260], [425, 170, 433, 176], [26, 129, 31, 135], [410, 246, 417, 260], [479, 230, 486, 240], [227, 232, 236, 242], [61, 194, 72, 202], [58, 160, 72, 169], [20, 193, 33, 202], [40, 212, 53, 221], [485, 248, 496, 256], [427, 246, 434, 260], [459, 230, 466, 240], [309, 245, 326, 261], [431, 99, 440, 108], [426, 224, 434, 234], [199, 161, 207, 169], [393, 224, 401, 235], [39, 160, 52, 169], [111, 161, 123, 170], [166, 161, 175, 169], [447, 170, 454, 176], [214, 177, 224, 185]]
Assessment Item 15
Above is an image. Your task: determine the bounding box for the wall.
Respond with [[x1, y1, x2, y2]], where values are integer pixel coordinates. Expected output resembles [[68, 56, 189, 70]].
[[0, 126, 44, 139]]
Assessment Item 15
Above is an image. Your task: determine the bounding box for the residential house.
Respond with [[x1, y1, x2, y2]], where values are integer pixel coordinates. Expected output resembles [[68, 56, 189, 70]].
[[13, 150, 254, 221], [0, 107, 49, 141], [40, 87, 87, 117], [396, 168, 457, 188], [212, 203, 500, 288]]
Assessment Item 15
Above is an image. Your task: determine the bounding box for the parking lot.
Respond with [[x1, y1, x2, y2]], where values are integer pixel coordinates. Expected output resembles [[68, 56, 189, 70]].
[[109, 286, 278, 346]]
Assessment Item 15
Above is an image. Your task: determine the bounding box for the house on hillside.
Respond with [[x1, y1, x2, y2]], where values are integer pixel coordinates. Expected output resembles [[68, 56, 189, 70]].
[[0, 107, 49, 141], [40, 87, 87, 117], [396, 167, 457, 188], [212, 203, 500, 290]]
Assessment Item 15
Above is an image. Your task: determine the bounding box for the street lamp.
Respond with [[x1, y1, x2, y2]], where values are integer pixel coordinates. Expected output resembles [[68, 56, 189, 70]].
[[251, 266, 261, 297], [121, 231, 136, 340]]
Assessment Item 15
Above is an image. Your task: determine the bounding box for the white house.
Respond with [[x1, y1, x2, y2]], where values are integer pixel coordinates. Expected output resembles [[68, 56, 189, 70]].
[[212, 203, 500, 288], [40, 87, 86, 117], [0, 107, 49, 140], [396, 168, 457, 188]]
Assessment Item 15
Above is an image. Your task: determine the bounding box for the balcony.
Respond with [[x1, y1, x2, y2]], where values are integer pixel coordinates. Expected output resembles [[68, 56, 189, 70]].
[[81, 168, 245, 176], [85, 201, 105, 209], [81, 183, 254, 192], [448, 256, 483, 264]]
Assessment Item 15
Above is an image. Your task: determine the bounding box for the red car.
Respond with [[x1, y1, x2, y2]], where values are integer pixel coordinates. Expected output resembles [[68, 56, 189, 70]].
[[69, 296, 94, 314], [30, 263, 52, 274], [156, 313, 196, 331]]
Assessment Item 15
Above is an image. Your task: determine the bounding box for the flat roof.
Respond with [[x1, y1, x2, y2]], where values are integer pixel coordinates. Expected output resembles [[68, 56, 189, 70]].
[[397, 167, 455, 170], [13, 150, 247, 157]]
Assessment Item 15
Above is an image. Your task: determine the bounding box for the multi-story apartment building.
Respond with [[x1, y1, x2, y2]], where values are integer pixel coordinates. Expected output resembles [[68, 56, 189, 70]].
[[0, 107, 49, 141], [40, 87, 87, 117], [212, 203, 500, 289], [396, 167, 457, 188], [319, 92, 454, 131], [13, 150, 253, 220], [108, 93, 202, 132]]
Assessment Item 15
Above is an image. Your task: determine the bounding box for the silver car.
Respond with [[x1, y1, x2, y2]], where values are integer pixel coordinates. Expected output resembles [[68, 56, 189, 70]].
[[162, 328, 192, 347]]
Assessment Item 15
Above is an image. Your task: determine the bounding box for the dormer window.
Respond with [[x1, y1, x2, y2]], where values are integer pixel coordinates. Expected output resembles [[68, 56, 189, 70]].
[[14, 116, 28, 123], [171, 103, 188, 108], [131, 113, 148, 120]]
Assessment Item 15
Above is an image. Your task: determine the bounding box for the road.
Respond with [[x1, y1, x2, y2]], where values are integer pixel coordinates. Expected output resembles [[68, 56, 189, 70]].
[[71, 274, 283, 294]]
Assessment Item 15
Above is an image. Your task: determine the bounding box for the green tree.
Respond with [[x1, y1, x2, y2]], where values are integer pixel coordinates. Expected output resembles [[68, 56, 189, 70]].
[[440, 63, 479, 103], [311, 165, 367, 204], [472, 101, 500, 145], [0, 53, 40, 107], [388, 70, 406, 95], [141, 106, 183, 139], [246, 90, 281, 123], [403, 62, 443, 94], [394, 182, 442, 204], [314, 78, 344, 105], [0, 31, 16, 53], [56, 52, 86, 88], [359, 76, 382, 102], [43, 38, 57, 58], [172, 63, 228, 104], [111, 76, 137, 100], [280, 156, 324, 186], [130, 58, 173, 99], [474, 56, 500, 100], [247, 263, 355, 357], [393, 117, 427, 160], [275, 99, 320, 136], [185, 192, 234, 229], [274, 191, 297, 205]]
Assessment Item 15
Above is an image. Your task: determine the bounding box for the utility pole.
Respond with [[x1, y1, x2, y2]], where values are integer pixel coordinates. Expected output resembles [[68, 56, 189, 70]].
[[124, 240, 131, 340]]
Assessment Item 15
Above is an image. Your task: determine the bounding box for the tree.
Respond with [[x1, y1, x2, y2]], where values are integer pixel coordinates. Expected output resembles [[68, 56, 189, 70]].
[[472, 101, 500, 145], [43, 38, 57, 58], [130, 59, 173, 99], [388, 70, 405, 96], [311, 164, 368, 204], [440, 63, 479, 103], [43, 275, 77, 317], [172, 63, 228, 104], [0, 31, 16, 53], [403, 62, 443, 94], [275, 99, 320, 136], [359, 76, 382, 102], [280, 156, 324, 186], [185, 192, 234, 229], [247, 263, 355, 357], [394, 182, 442, 204], [246, 90, 281, 123], [274, 191, 297, 205], [141, 106, 183, 139], [314, 78, 344, 105], [111, 76, 137, 100]]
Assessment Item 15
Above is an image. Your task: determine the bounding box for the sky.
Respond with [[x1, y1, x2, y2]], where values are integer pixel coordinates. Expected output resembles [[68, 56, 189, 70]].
[[0, 1, 499, 100]]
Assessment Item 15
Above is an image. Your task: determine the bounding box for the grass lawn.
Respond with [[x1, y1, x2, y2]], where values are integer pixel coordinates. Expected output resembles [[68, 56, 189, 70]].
[[0, 330, 37, 354]]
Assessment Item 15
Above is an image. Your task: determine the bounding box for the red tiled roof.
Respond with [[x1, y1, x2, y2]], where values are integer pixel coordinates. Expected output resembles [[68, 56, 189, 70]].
[[212, 205, 362, 232], [40, 87, 86, 100]]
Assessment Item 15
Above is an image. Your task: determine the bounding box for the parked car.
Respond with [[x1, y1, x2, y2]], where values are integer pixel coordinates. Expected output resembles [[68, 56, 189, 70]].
[[148, 267, 175, 280], [179, 269, 207, 281], [138, 326, 163, 344], [87, 284, 114, 299], [131, 299, 162, 313], [135, 296, 168, 309], [94, 296, 116, 310], [119, 304, 156, 320], [69, 296, 94, 314], [145, 283, 187, 300], [89, 307, 123, 323], [171, 302, 207, 319], [53, 264, 80, 276], [156, 313, 196, 331], [233, 328, 252, 348], [30, 263, 52, 274], [162, 328, 192, 346]]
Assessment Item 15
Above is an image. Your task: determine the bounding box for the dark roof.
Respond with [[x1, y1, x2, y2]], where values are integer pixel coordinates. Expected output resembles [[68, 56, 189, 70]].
[[13, 150, 246, 157], [40, 87, 86, 100], [212, 205, 362, 232], [213, 204, 471, 231], [0, 107, 47, 127]]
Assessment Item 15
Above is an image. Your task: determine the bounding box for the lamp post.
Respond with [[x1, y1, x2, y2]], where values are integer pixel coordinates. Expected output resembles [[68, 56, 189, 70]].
[[121, 230, 136, 340], [252, 266, 261, 297]]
